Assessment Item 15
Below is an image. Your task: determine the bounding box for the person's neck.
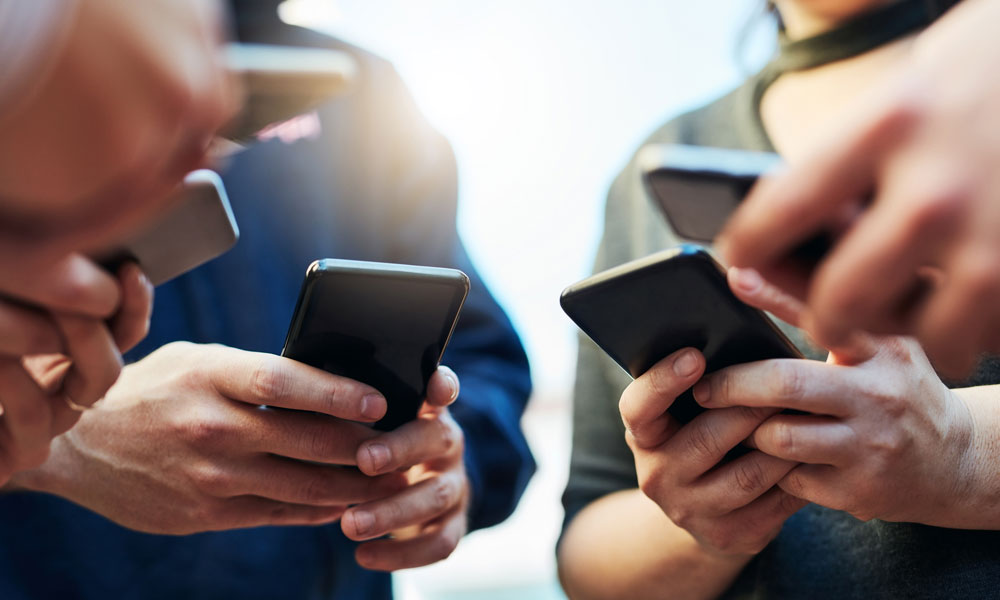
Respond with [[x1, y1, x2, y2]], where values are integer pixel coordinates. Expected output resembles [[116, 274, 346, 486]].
[[776, 0, 899, 39]]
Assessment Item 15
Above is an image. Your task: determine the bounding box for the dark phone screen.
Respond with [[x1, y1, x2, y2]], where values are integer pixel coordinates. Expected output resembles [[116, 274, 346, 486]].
[[282, 261, 468, 430], [648, 170, 756, 242], [561, 246, 800, 426]]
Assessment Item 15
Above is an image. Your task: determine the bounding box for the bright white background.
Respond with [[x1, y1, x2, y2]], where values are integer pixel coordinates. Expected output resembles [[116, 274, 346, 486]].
[[280, 2, 774, 598]]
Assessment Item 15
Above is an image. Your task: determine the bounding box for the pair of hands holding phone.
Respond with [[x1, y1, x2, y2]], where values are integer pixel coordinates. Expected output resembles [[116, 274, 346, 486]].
[[621, 266, 986, 557], [13, 342, 468, 571]]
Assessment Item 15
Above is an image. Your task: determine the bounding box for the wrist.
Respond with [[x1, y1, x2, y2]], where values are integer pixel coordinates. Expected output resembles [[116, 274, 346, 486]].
[[932, 386, 1000, 528], [7, 435, 77, 499]]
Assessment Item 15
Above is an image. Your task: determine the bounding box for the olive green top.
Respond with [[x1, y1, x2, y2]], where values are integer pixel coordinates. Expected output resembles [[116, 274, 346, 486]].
[[562, 1, 1000, 597]]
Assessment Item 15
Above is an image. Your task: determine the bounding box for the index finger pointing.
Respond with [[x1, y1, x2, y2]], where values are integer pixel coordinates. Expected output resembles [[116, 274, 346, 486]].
[[718, 89, 915, 271], [211, 350, 387, 422]]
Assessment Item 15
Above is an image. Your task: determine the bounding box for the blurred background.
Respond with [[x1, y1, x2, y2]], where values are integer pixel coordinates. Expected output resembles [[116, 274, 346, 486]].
[[279, 1, 775, 597]]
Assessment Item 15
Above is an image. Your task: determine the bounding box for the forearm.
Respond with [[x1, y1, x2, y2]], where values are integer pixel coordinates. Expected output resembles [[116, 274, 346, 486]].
[[558, 490, 750, 600]]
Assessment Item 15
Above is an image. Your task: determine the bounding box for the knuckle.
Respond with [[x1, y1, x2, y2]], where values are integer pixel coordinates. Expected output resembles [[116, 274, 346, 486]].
[[179, 411, 230, 449], [249, 359, 290, 405], [732, 460, 767, 496], [190, 463, 232, 495], [645, 363, 680, 402], [685, 423, 725, 461], [429, 530, 460, 563], [304, 426, 336, 460], [431, 477, 459, 514], [434, 418, 460, 454], [781, 470, 808, 498], [297, 477, 330, 505], [772, 362, 804, 402], [773, 421, 797, 456]]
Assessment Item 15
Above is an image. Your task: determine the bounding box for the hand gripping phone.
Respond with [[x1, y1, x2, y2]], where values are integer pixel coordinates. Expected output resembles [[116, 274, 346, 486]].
[[561, 245, 801, 425], [281, 260, 469, 430]]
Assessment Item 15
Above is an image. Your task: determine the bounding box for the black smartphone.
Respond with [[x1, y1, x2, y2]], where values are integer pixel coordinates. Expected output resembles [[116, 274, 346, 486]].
[[638, 144, 781, 243], [281, 259, 469, 430], [561, 245, 801, 425], [94, 170, 239, 285]]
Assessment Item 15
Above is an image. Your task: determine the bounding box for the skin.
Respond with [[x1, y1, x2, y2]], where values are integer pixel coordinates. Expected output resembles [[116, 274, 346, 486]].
[[0, 0, 240, 253], [560, 267, 1000, 600], [0, 261, 153, 486], [0, 0, 238, 490], [11, 344, 469, 570], [719, 0, 1000, 376]]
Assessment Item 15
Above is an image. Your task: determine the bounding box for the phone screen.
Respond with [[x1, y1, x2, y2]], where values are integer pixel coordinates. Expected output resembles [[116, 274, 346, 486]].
[[561, 245, 801, 425], [282, 260, 468, 430]]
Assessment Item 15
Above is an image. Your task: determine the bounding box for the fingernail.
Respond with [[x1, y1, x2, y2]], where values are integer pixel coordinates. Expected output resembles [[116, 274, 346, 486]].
[[693, 380, 711, 406], [443, 370, 459, 401], [361, 393, 386, 420], [365, 443, 391, 473], [673, 350, 698, 377], [732, 267, 763, 293], [351, 510, 375, 536]]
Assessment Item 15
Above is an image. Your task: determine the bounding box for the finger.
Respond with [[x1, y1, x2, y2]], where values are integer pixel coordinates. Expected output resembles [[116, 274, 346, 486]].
[[720, 486, 809, 538], [424, 366, 460, 408], [692, 359, 855, 417], [664, 405, 780, 481], [55, 314, 123, 408], [342, 470, 466, 541], [620, 349, 705, 450], [110, 262, 154, 353], [696, 451, 798, 515], [357, 411, 463, 476], [717, 93, 915, 271], [0, 298, 62, 356], [217, 456, 406, 506], [917, 246, 1000, 378], [0, 254, 120, 318], [355, 507, 466, 571], [728, 267, 805, 327], [751, 413, 855, 465], [248, 408, 381, 464], [217, 495, 347, 530], [804, 185, 960, 348], [0, 359, 57, 469], [777, 463, 841, 508], [209, 350, 387, 421]]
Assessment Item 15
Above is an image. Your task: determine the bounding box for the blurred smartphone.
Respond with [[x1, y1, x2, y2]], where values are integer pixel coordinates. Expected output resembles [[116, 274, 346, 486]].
[[95, 170, 239, 285], [224, 43, 358, 141], [561, 244, 801, 426], [638, 144, 781, 242], [281, 259, 469, 431]]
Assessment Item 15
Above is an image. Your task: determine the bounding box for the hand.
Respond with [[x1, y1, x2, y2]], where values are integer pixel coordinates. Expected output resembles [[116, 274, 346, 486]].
[[0, 0, 240, 253], [341, 367, 469, 571], [694, 267, 975, 526], [717, 0, 1000, 376], [12, 342, 405, 535], [619, 348, 806, 557], [0, 259, 152, 485]]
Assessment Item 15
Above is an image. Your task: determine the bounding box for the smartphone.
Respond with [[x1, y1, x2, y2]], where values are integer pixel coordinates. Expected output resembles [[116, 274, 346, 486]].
[[638, 144, 781, 243], [95, 170, 239, 286], [281, 259, 469, 430], [224, 43, 358, 141], [561, 244, 801, 425]]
